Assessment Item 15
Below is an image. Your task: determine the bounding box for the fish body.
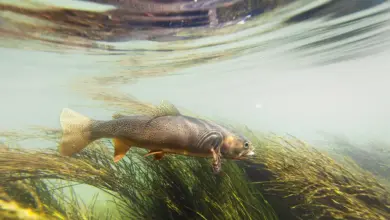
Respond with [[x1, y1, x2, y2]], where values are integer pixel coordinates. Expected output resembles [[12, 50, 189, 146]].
[[59, 101, 254, 173]]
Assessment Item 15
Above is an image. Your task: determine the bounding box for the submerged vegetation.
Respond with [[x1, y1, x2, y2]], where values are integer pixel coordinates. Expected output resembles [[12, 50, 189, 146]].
[[0, 178, 112, 220], [0, 135, 277, 220], [1, 125, 390, 220], [1, 1, 390, 220], [316, 133, 390, 184], [243, 132, 390, 220], [1, 91, 390, 220]]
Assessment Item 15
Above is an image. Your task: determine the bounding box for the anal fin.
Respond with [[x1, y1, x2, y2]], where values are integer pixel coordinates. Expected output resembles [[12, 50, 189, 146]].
[[144, 150, 165, 160], [154, 152, 164, 160], [113, 138, 132, 163]]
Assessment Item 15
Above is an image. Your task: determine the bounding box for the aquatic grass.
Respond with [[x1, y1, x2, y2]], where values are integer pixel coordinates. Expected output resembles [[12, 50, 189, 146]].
[[0, 141, 117, 220], [2, 95, 390, 220], [0, 182, 57, 220], [0, 178, 113, 220], [0, 135, 278, 220], [241, 131, 390, 220], [2, 126, 390, 220], [314, 133, 390, 184], [136, 152, 276, 220]]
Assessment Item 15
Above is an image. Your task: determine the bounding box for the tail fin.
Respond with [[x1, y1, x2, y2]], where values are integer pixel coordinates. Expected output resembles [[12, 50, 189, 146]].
[[59, 108, 94, 156]]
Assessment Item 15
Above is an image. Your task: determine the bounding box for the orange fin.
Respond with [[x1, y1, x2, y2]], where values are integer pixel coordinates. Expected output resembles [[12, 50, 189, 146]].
[[144, 150, 164, 160], [113, 138, 132, 163], [154, 152, 165, 160]]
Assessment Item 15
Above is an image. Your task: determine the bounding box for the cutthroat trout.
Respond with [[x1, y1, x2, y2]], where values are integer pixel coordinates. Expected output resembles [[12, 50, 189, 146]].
[[58, 101, 255, 173]]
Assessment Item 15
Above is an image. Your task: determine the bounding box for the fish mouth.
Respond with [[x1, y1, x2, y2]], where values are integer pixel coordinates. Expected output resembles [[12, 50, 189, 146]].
[[233, 150, 255, 160], [246, 150, 255, 156]]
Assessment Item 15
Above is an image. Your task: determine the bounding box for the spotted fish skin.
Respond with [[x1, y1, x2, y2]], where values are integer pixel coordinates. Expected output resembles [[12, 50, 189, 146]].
[[90, 115, 230, 153], [58, 101, 254, 173]]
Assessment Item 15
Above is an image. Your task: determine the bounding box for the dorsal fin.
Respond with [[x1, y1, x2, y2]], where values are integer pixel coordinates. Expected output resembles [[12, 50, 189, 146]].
[[112, 113, 126, 119], [112, 100, 180, 119], [152, 100, 181, 117]]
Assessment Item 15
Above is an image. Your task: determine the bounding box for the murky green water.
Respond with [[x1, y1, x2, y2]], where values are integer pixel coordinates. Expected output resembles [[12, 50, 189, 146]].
[[1, 0, 390, 219]]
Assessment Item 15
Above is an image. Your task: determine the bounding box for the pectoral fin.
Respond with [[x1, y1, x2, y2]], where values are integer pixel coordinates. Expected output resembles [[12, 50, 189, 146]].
[[198, 131, 223, 174], [113, 138, 132, 162], [144, 150, 165, 160], [211, 148, 222, 174]]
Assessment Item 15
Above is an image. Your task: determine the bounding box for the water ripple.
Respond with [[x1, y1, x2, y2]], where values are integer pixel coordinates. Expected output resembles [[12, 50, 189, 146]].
[[0, 0, 389, 84]]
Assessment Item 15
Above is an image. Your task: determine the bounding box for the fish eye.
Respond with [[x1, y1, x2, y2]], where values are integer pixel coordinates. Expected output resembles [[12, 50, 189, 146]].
[[244, 142, 250, 149]]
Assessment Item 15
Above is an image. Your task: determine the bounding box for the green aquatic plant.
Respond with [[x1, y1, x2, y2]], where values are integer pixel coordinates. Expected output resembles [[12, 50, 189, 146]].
[[240, 130, 390, 220], [314, 133, 390, 184], [0, 182, 55, 220], [0, 179, 105, 220], [2, 94, 390, 220], [0, 136, 277, 220], [2, 125, 390, 220], [2, 127, 390, 220], [0, 153, 115, 220]]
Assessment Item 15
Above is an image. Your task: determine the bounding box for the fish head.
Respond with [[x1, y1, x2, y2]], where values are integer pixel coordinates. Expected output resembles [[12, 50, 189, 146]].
[[220, 134, 255, 160]]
